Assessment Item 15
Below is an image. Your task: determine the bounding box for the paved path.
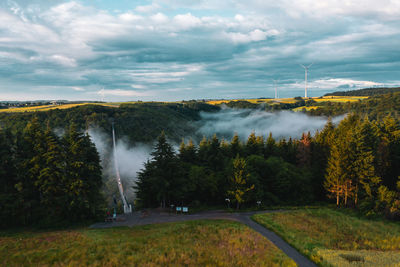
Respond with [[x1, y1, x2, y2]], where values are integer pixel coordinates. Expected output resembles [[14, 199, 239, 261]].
[[91, 210, 317, 267]]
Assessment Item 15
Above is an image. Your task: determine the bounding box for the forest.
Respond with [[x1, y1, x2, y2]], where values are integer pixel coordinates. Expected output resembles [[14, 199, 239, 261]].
[[1, 90, 400, 227], [0, 119, 103, 227], [136, 114, 400, 220]]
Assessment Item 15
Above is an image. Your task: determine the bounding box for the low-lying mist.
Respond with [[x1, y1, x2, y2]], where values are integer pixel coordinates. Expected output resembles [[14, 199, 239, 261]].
[[89, 108, 344, 204], [89, 128, 152, 203], [197, 107, 343, 140]]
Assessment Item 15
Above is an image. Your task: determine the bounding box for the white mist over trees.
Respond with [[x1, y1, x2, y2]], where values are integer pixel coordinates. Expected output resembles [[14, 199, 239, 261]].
[[197, 108, 344, 140], [88, 109, 345, 204]]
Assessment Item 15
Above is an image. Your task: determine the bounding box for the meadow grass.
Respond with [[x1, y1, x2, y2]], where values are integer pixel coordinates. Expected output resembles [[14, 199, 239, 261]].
[[0, 219, 296, 267], [253, 208, 400, 266]]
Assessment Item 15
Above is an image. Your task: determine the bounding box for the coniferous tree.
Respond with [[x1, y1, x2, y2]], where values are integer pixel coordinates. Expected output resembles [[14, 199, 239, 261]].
[[136, 131, 177, 208], [227, 155, 255, 209], [63, 124, 103, 221]]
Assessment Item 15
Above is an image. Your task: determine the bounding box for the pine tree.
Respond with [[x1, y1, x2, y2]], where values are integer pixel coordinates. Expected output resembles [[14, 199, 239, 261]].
[[227, 155, 255, 209], [36, 128, 66, 221], [265, 132, 276, 158], [324, 139, 345, 207], [136, 131, 177, 208], [63, 123, 103, 220], [230, 133, 242, 157]]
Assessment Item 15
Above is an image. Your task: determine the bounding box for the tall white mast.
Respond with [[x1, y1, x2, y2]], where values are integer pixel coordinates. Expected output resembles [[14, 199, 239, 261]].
[[273, 80, 279, 99], [112, 121, 131, 214], [300, 63, 313, 98]]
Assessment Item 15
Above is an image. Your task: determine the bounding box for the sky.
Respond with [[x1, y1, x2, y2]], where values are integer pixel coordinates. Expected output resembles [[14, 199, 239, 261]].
[[0, 0, 399, 101]]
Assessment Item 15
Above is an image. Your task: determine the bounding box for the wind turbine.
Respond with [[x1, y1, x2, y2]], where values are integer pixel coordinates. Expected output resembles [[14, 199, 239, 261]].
[[273, 79, 279, 99], [300, 63, 313, 98]]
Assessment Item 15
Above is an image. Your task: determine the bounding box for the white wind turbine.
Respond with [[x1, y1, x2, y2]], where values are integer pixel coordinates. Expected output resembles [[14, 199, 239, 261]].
[[300, 63, 313, 98]]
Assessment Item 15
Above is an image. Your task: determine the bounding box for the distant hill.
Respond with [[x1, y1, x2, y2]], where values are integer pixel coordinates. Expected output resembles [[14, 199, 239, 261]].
[[324, 87, 400, 96]]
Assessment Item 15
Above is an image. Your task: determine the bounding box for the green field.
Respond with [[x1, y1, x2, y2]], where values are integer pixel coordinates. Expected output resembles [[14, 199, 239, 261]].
[[253, 208, 400, 267], [0, 220, 296, 267]]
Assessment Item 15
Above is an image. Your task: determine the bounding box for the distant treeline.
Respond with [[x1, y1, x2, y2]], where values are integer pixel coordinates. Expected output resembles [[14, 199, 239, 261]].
[[136, 114, 400, 219], [325, 87, 400, 96], [307, 91, 400, 118], [0, 118, 103, 227]]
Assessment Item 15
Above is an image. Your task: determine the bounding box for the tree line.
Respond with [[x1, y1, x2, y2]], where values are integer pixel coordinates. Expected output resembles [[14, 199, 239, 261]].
[[136, 114, 400, 219], [0, 118, 104, 227]]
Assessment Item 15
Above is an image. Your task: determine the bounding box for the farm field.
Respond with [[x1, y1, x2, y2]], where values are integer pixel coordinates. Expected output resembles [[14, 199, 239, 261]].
[[0, 220, 296, 267], [206, 96, 368, 106], [0, 103, 119, 113], [0, 96, 368, 113], [253, 208, 400, 267]]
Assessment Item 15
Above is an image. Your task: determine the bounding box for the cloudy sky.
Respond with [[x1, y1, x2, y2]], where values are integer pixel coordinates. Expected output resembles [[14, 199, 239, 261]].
[[0, 0, 399, 101]]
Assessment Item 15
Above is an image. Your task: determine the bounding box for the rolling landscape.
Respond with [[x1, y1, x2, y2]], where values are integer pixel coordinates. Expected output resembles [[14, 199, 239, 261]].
[[1, 1, 400, 267]]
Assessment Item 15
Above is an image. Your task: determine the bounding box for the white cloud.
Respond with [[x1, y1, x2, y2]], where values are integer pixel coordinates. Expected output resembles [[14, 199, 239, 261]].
[[173, 13, 201, 30], [50, 54, 77, 67], [150, 12, 169, 24], [98, 89, 152, 97], [135, 3, 161, 13], [300, 78, 384, 90], [119, 12, 143, 22], [225, 29, 277, 43]]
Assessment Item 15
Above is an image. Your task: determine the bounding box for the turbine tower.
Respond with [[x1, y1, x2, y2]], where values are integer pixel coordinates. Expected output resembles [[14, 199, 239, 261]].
[[112, 121, 132, 214], [273, 80, 279, 99], [300, 63, 313, 98]]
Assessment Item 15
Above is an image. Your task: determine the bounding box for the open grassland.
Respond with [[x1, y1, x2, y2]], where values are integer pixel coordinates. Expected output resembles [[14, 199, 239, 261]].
[[253, 208, 400, 267], [0, 220, 296, 267]]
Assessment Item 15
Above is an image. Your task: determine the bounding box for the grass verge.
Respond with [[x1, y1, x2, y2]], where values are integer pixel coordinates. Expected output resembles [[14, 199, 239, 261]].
[[252, 208, 400, 267], [0, 219, 296, 267]]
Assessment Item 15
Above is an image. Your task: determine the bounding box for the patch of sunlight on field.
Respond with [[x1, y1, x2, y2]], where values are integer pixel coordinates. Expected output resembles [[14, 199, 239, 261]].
[[292, 106, 319, 112], [0, 220, 296, 267], [206, 96, 367, 106], [316, 249, 400, 267], [0, 103, 121, 113], [314, 96, 368, 102]]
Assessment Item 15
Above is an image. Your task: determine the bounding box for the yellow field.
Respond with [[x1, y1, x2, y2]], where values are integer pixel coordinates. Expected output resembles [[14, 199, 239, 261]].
[[292, 106, 319, 112], [0, 96, 369, 113], [313, 96, 367, 102], [206, 96, 367, 106], [0, 103, 120, 113]]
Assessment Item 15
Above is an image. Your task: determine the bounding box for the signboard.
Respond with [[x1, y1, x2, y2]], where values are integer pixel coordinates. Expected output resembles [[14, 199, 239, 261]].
[[182, 207, 188, 213], [176, 207, 182, 211]]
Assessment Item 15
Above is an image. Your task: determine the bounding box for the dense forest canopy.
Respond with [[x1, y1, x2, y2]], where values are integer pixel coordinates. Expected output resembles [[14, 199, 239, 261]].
[[2, 90, 400, 227], [0, 102, 220, 144], [136, 114, 400, 220]]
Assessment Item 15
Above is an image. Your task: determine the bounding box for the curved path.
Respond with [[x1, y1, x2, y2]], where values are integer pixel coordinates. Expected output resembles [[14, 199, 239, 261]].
[[91, 210, 317, 267]]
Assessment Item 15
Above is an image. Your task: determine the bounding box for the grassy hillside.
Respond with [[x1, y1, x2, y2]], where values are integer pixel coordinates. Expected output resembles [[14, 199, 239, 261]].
[[253, 208, 400, 267], [0, 220, 296, 267]]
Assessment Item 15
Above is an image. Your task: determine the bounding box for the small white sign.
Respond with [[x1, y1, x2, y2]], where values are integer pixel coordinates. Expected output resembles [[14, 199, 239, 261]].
[[183, 207, 188, 213], [176, 207, 182, 211]]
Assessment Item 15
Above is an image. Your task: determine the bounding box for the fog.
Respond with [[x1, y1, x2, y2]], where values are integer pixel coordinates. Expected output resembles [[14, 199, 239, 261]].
[[197, 107, 343, 140], [89, 128, 152, 202]]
